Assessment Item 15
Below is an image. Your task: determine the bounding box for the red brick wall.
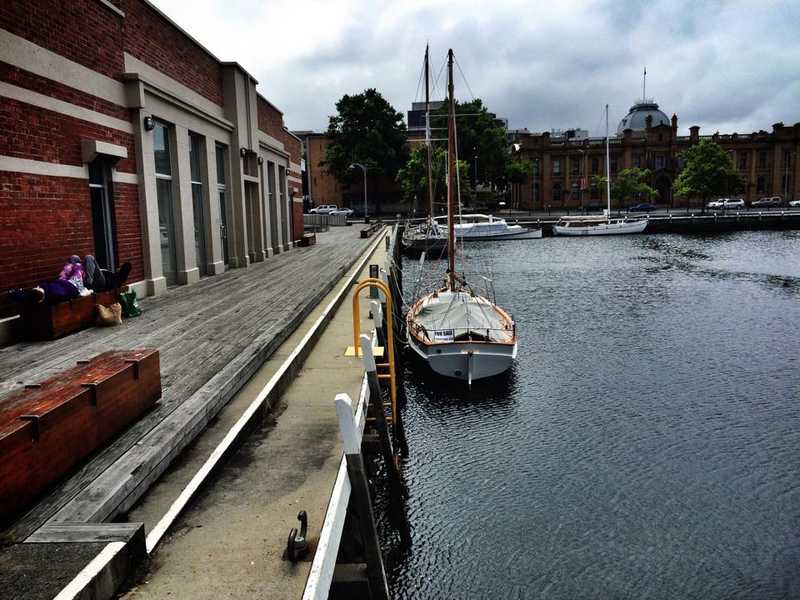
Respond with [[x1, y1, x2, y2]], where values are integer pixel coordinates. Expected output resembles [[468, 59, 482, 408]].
[[122, 0, 224, 106], [112, 182, 145, 282], [0, 99, 136, 174], [0, 173, 144, 308], [0, 0, 124, 78], [256, 96, 301, 166], [292, 200, 303, 241], [0, 62, 129, 121]]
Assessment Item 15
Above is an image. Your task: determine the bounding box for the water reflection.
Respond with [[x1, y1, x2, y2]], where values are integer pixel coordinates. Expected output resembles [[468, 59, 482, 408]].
[[388, 231, 800, 600]]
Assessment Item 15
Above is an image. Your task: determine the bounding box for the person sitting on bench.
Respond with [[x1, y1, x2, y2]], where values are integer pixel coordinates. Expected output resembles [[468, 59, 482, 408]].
[[84, 255, 131, 292], [9, 257, 132, 306]]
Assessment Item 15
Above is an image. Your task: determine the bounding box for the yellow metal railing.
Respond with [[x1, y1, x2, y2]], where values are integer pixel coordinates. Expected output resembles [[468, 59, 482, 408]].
[[352, 278, 397, 426]]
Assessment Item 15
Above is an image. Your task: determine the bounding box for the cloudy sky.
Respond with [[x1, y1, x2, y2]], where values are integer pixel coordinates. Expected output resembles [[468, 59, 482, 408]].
[[150, 0, 799, 137]]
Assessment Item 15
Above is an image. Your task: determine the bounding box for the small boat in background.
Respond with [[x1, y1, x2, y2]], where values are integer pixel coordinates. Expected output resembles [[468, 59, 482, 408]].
[[553, 104, 647, 237]]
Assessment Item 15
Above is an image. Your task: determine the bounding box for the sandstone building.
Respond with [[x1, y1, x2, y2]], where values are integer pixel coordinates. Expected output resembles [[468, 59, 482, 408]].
[[511, 99, 800, 210]]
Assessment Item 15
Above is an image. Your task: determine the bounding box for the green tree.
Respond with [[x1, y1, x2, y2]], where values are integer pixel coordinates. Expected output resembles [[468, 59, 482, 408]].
[[432, 98, 511, 190], [505, 160, 532, 185], [673, 139, 745, 211], [323, 89, 408, 211], [611, 168, 658, 205], [396, 146, 473, 215]]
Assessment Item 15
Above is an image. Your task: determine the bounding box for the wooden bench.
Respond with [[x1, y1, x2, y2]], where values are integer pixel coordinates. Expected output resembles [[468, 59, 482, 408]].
[[360, 222, 383, 238], [20, 289, 119, 340], [299, 232, 317, 247], [0, 349, 161, 523]]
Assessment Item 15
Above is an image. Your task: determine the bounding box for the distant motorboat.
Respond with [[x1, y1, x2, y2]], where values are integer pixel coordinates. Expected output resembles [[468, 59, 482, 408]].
[[403, 213, 541, 253], [436, 214, 543, 240]]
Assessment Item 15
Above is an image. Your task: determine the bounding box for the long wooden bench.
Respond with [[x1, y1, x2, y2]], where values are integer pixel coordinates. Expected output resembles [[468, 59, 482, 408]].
[[0, 349, 161, 523], [20, 289, 120, 340]]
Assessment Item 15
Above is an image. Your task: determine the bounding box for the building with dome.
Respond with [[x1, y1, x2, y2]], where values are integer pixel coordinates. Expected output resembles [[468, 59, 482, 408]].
[[510, 97, 799, 210]]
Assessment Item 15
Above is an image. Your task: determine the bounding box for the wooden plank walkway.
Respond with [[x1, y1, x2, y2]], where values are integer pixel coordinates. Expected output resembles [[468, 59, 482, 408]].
[[0, 226, 372, 542]]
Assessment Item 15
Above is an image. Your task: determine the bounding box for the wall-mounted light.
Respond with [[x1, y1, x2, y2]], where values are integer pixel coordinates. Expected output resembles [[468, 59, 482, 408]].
[[143, 115, 155, 131], [257, 156, 263, 165], [240, 147, 248, 157]]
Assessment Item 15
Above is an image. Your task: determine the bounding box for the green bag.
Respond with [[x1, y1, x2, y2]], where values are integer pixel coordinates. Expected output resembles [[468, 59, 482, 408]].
[[118, 290, 142, 318]]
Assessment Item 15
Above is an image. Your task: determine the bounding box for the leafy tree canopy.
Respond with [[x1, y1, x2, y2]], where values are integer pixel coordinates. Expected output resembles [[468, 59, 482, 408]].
[[673, 139, 745, 203], [323, 89, 408, 183], [431, 98, 511, 190], [396, 145, 473, 214], [611, 168, 658, 203]]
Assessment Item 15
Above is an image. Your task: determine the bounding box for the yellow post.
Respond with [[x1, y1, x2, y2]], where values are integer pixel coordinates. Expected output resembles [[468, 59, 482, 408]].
[[352, 278, 396, 427]]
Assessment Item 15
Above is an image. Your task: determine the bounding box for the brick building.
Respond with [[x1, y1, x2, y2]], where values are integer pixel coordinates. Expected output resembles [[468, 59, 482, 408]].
[[294, 130, 404, 215], [511, 99, 800, 210], [1, 0, 304, 311]]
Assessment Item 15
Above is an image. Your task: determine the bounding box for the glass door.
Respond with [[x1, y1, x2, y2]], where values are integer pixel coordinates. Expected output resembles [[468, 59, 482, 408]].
[[154, 121, 178, 285], [189, 133, 208, 276], [216, 144, 229, 265]]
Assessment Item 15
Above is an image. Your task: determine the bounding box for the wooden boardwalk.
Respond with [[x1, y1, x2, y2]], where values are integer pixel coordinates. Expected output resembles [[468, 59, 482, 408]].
[[0, 226, 373, 542]]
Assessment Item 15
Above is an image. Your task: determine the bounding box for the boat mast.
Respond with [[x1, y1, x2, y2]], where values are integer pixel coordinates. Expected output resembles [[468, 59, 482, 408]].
[[605, 103, 611, 217], [425, 44, 434, 218], [446, 49, 456, 290]]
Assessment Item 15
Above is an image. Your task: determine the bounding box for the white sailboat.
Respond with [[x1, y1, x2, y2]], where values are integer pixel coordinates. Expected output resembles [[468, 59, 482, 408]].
[[553, 104, 647, 236], [406, 49, 517, 385]]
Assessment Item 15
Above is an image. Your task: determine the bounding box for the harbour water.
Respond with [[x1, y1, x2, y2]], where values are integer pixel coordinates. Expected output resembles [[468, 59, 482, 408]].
[[390, 231, 800, 599]]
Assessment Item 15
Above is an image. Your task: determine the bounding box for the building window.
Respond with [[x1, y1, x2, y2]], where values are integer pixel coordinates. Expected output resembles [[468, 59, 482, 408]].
[[552, 159, 561, 176], [634, 154, 642, 168], [215, 143, 229, 265], [739, 153, 747, 170], [533, 181, 539, 205], [591, 157, 599, 175], [154, 121, 177, 285], [553, 183, 562, 203], [610, 156, 618, 174], [654, 154, 664, 170], [532, 159, 540, 177], [758, 150, 767, 169], [88, 161, 115, 271], [757, 175, 766, 193], [785, 150, 792, 168], [571, 158, 579, 176]]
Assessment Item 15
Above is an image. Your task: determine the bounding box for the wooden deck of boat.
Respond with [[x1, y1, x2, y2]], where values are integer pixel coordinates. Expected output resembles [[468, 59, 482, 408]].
[[0, 225, 372, 542]]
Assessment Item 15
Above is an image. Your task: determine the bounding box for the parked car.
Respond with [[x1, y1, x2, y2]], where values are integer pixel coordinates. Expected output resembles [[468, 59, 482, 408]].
[[752, 196, 782, 208], [309, 204, 338, 214], [331, 207, 354, 217], [707, 199, 726, 209], [627, 203, 656, 212], [789, 199, 800, 207], [723, 198, 745, 209]]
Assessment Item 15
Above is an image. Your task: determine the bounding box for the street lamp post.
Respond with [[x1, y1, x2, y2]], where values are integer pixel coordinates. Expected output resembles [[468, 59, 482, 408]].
[[349, 163, 368, 220]]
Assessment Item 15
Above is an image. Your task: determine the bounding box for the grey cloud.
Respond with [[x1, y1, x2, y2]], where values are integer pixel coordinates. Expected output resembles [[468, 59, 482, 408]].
[[151, 0, 800, 136]]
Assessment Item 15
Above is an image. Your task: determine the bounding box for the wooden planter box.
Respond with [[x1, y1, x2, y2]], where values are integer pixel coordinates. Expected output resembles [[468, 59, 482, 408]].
[[20, 289, 119, 340], [0, 349, 161, 522]]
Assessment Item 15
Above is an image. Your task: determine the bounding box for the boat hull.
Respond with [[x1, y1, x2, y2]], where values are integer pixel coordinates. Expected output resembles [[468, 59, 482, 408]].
[[402, 227, 542, 254], [553, 219, 647, 236], [407, 335, 517, 382]]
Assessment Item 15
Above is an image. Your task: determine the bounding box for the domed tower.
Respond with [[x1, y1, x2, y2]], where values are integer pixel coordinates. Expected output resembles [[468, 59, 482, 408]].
[[617, 100, 670, 136]]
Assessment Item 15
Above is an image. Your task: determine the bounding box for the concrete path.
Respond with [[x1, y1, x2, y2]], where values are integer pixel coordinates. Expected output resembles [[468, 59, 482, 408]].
[[122, 232, 388, 598]]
